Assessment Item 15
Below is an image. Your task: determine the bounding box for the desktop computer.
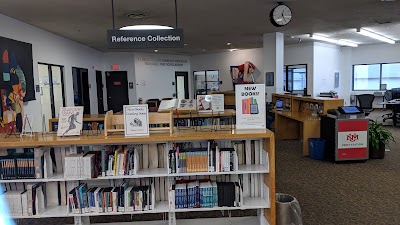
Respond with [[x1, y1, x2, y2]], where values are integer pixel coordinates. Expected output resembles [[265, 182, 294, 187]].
[[392, 88, 400, 100]]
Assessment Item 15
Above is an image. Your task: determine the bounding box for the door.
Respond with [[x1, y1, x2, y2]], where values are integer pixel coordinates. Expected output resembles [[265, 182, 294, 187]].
[[96, 71, 105, 114], [175, 71, 189, 99], [106, 71, 129, 113], [38, 63, 65, 131], [72, 67, 90, 114]]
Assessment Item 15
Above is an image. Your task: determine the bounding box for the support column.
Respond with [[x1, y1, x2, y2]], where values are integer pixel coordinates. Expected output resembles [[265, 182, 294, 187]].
[[263, 33, 284, 102]]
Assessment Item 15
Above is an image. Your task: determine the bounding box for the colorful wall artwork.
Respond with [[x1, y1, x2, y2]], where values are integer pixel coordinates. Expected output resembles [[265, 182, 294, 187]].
[[0, 36, 35, 133]]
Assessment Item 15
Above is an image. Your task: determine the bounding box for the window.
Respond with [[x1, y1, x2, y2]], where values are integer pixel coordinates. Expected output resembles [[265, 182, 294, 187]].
[[284, 64, 307, 92], [353, 63, 400, 90]]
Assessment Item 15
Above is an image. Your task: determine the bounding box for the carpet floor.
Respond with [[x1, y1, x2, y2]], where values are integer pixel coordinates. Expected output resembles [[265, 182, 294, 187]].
[[276, 111, 400, 225]]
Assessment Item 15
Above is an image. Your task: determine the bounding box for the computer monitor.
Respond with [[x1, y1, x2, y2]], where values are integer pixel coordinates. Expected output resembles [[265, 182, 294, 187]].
[[276, 100, 283, 110], [392, 88, 400, 100]]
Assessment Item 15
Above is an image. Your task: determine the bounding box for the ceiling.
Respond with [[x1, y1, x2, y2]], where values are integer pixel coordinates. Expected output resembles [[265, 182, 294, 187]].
[[0, 0, 399, 55]]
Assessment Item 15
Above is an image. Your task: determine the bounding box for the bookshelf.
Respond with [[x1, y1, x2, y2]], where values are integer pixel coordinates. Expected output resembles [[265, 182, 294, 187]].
[[0, 129, 275, 225]]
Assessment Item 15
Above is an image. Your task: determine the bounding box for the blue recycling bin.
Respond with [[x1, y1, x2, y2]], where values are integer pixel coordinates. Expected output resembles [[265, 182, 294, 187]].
[[309, 138, 326, 160]]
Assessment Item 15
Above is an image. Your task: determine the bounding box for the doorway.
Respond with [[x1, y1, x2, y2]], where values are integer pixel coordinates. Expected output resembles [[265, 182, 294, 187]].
[[72, 67, 90, 114], [96, 71, 105, 114], [38, 63, 65, 131], [106, 71, 129, 113], [175, 71, 189, 99]]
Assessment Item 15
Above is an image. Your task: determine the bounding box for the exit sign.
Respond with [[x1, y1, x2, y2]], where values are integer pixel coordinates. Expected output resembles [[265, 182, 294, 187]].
[[112, 64, 120, 70]]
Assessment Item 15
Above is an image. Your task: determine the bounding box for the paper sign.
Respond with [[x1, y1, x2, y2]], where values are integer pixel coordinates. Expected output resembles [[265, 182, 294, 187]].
[[197, 94, 225, 112], [124, 105, 149, 136], [235, 84, 265, 129], [57, 107, 84, 136]]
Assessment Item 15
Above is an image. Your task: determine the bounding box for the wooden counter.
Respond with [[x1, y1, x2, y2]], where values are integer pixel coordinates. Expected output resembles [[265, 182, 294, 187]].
[[0, 128, 274, 148]]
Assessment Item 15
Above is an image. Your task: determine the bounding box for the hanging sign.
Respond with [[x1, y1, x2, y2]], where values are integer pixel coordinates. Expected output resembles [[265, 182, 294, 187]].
[[107, 29, 184, 49]]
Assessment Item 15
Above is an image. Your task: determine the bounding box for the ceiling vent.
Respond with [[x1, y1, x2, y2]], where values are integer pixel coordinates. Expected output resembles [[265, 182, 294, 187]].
[[125, 12, 150, 19]]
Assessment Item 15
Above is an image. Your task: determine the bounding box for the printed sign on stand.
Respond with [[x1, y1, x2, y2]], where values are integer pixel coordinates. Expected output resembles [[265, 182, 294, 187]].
[[337, 120, 368, 160], [57, 107, 84, 136], [235, 84, 265, 129], [124, 105, 149, 137]]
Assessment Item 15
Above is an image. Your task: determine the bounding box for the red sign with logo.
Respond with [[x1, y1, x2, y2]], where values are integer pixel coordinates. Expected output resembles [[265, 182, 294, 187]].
[[337, 120, 368, 160]]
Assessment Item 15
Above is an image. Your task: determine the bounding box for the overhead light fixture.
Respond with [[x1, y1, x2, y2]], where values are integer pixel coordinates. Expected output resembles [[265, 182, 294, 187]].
[[310, 34, 358, 47], [356, 28, 396, 44], [120, 25, 174, 30], [154, 49, 159, 52], [227, 42, 232, 46], [229, 48, 238, 52]]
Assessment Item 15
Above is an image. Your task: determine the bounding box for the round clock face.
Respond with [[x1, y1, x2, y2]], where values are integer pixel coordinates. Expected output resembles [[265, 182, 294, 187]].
[[270, 5, 292, 27]]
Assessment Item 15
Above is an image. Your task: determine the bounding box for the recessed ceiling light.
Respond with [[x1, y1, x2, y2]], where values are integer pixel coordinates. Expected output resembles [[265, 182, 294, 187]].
[[202, 49, 206, 51], [154, 49, 159, 52], [356, 28, 396, 44], [229, 48, 238, 52], [227, 42, 232, 46], [120, 25, 173, 30]]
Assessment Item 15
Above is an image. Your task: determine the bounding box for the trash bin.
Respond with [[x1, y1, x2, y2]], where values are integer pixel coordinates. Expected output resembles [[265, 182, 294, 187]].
[[309, 138, 326, 160], [276, 193, 303, 225]]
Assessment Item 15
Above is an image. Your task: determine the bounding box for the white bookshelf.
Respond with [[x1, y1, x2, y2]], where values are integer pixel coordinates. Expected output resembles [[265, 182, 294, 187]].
[[0, 131, 275, 225]]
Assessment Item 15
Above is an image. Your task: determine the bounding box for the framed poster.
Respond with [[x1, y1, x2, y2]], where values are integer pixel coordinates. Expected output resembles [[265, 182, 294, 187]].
[[265, 72, 274, 86], [124, 105, 149, 137], [57, 107, 84, 136], [235, 84, 266, 130]]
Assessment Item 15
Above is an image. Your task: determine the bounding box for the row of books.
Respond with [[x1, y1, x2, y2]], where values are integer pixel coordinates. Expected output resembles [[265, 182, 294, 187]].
[[69, 180, 155, 214], [63, 144, 167, 179], [1, 182, 46, 216], [0, 148, 53, 180], [174, 117, 235, 127], [170, 179, 242, 209], [168, 141, 238, 174]]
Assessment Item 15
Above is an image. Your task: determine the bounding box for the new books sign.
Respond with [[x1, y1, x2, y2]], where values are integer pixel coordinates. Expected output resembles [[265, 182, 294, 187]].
[[107, 29, 184, 49], [235, 84, 266, 130]]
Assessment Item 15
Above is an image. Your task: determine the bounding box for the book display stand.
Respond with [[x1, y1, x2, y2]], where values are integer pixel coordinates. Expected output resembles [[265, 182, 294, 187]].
[[20, 115, 34, 137]]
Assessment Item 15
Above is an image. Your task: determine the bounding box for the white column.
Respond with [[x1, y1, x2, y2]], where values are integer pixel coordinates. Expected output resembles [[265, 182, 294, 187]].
[[263, 33, 284, 102]]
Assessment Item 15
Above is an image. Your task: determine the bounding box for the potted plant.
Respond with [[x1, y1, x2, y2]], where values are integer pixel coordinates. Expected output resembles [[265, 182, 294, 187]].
[[368, 120, 395, 159]]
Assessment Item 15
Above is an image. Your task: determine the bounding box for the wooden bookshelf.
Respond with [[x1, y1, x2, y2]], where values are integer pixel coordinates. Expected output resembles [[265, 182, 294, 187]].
[[0, 129, 275, 225]]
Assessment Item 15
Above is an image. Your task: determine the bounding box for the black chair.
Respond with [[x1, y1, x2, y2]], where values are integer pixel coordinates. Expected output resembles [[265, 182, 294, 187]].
[[383, 90, 394, 122], [356, 94, 375, 116]]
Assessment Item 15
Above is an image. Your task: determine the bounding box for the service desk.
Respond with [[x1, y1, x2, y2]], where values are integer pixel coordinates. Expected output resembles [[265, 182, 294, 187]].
[[274, 110, 321, 156]]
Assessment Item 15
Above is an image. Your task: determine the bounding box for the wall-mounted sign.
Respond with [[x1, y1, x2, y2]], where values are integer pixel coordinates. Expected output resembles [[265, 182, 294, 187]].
[[107, 29, 184, 49], [112, 64, 120, 70]]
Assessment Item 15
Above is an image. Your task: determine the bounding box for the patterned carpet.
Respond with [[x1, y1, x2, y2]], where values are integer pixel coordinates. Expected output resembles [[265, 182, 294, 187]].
[[15, 111, 400, 225], [276, 111, 400, 225]]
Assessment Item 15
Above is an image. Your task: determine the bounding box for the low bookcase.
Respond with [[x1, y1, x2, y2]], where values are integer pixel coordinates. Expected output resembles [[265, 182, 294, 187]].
[[0, 129, 275, 225]]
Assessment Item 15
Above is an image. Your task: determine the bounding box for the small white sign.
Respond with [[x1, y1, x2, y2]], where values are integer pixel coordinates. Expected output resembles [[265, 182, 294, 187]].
[[124, 105, 149, 137], [57, 107, 84, 136], [197, 94, 225, 112], [338, 131, 368, 149], [235, 84, 266, 130]]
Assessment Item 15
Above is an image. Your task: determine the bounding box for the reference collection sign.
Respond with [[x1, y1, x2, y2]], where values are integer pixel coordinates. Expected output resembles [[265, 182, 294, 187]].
[[107, 29, 184, 49]]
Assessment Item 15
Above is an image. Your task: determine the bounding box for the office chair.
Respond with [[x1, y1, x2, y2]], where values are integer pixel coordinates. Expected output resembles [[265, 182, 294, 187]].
[[356, 94, 375, 116], [383, 90, 394, 122]]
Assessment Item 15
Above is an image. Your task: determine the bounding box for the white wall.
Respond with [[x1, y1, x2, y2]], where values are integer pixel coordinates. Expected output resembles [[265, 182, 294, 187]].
[[0, 13, 103, 131], [313, 43, 342, 97], [284, 42, 314, 95], [191, 48, 264, 92], [134, 53, 191, 101]]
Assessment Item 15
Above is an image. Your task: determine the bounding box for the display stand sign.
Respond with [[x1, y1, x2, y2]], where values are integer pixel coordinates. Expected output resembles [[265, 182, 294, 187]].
[[337, 120, 368, 160], [158, 99, 196, 112], [107, 29, 184, 49], [57, 107, 84, 137], [235, 84, 266, 129], [124, 105, 149, 137], [197, 94, 225, 112]]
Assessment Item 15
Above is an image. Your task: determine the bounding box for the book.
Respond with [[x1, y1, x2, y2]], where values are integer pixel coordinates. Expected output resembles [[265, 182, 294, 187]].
[[158, 99, 196, 112], [57, 106, 84, 136], [197, 94, 225, 112]]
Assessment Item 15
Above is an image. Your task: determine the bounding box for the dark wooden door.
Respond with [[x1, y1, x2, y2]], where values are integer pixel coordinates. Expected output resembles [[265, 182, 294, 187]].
[[106, 71, 129, 113]]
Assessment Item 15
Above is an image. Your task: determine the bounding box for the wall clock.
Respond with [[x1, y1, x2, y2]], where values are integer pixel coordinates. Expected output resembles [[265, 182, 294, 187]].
[[270, 4, 292, 27]]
